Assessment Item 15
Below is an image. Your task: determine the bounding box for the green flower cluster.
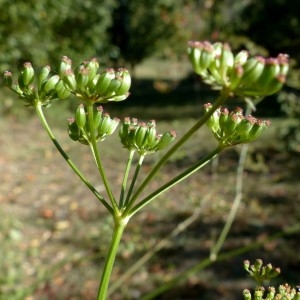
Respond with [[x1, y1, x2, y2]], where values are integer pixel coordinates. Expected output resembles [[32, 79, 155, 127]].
[[60, 56, 131, 103], [3, 57, 131, 107], [204, 103, 270, 146], [242, 259, 300, 300], [187, 41, 289, 98], [68, 105, 120, 145], [119, 118, 176, 155], [243, 284, 300, 300], [244, 259, 281, 284], [4, 63, 66, 107]]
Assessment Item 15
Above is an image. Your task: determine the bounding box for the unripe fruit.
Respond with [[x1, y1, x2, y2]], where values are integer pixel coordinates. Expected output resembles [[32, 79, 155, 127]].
[[22, 62, 35, 86]]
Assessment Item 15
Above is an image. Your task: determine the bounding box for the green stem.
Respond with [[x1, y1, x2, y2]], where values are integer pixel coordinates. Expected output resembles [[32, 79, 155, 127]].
[[97, 215, 129, 300], [119, 150, 135, 208], [124, 154, 145, 208], [86, 104, 118, 212], [127, 145, 224, 216], [108, 139, 222, 296], [140, 222, 300, 300], [108, 194, 210, 296], [34, 102, 113, 214], [127, 90, 230, 210]]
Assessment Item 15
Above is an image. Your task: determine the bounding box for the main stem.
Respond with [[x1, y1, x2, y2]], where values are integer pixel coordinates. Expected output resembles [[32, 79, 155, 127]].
[[97, 215, 128, 300]]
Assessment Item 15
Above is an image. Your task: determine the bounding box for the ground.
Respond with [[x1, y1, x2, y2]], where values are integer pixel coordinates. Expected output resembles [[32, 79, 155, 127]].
[[0, 83, 299, 299]]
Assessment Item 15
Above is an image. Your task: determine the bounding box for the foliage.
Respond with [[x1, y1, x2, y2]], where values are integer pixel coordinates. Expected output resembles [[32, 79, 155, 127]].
[[0, 0, 205, 73], [109, 0, 194, 68], [0, 0, 117, 72], [229, 0, 300, 64]]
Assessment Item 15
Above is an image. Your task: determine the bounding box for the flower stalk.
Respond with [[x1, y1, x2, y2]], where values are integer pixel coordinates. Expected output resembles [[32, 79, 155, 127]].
[[34, 102, 113, 214], [97, 215, 129, 300]]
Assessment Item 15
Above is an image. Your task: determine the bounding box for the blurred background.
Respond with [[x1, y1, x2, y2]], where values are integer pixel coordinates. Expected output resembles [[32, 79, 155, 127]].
[[0, 0, 299, 299]]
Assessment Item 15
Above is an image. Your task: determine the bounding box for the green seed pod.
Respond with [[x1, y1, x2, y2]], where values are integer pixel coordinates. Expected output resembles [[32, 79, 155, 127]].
[[229, 65, 244, 89], [75, 104, 87, 130], [38, 65, 51, 90], [268, 267, 281, 279], [253, 259, 263, 272], [212, 42, 223, 57], [128, 127, 137, 148], [234, 116, 255, 137], [63, 69, 77, 92], [3, 71, 13, 88], [98, 113, 112, 136], [243, 260, 250, 272], [115, 68, 131, 96], [223, 113, 243, 138], [156, 131, 176, 150], [146, 121, 157, 147], [85, 58, 99, 83], [256, 58, 280, 91], [204, 103, 220, 133], [44, 75, 60, 92], [76, 67, 90, 91], [277, 53, 289, 76], [87, 73, 99, 94], [119, 118, 132, 149], [265, 263, 273, 275], [106, 118, 120, 135], [187, 41, 203, 74], [55, 79, 71, 99], [11, 82, 23, 95], [110, 94, 128, 102], [58, 56, 72, 77], [254, 288, 264, 300], [265, 287, 275, 300], [135, 123, 148, 148], [97, 114, 120, 139], [208, 59, 223, 84], [199, 41, 214, 71], [262, 75, 286, 96], [95, 68, 115, 95], [68, 117, 80, 141], [234, 50, 249, 66], [241, 56, 258, 73], [219, 43, 234, 78], [219, 107, 229, 129], [242, 289, 252, 300], [93, 106, 103, 128], [102, 77, 122, 97], [247, 120, 270, 140], [241, 56, 265, 86], [22, 62, 35, 86]]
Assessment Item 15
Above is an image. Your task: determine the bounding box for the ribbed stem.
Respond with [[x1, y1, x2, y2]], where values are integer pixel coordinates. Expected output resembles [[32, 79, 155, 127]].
[[97, 215, 128, 300]]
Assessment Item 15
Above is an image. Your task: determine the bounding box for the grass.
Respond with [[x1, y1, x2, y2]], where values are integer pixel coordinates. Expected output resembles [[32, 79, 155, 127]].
[[0, 76, 299, 299]]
